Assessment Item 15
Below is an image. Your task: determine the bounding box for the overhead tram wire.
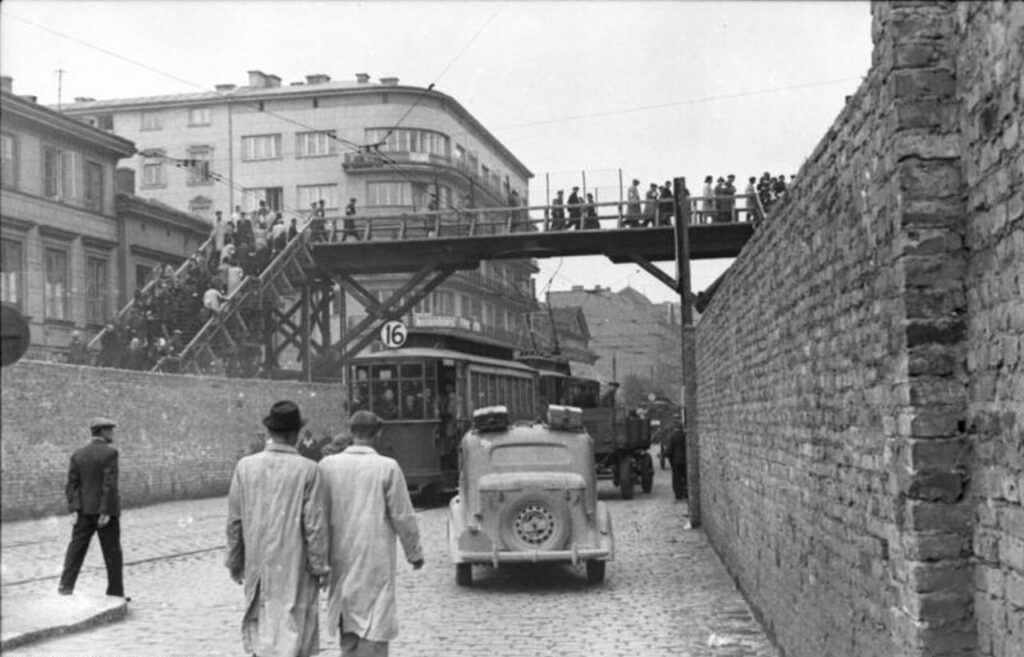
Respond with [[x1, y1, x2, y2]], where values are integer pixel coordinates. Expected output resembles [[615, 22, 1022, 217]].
[[4, 8, 469, 214]]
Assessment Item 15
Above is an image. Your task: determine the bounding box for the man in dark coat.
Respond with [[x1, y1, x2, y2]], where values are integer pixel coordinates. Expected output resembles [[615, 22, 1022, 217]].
[[664, 414, 688, 500], [566, 187, 582, 230], [58, 417, 127, 599]]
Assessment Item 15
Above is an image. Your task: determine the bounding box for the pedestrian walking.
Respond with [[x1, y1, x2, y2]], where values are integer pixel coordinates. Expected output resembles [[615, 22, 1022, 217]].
[[319, 411, 424, 657], [625, 179, 642, 227], [583, 193, 600, 229], [566, 186, 582, 230], [225, 400, 331, 657], [643, 183, 658, 226], [341, 198, 360, 242], [550, 190, 566, 231], [58, 417, 128, 600]]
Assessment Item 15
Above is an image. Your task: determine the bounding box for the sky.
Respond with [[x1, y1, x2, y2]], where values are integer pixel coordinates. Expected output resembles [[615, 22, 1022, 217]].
[[0, 1, 874, 304]]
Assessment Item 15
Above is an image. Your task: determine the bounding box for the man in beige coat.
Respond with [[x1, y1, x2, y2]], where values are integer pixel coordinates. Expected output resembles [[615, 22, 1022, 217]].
[[226, 401, 331, 657], [319, 411, 424, 657]]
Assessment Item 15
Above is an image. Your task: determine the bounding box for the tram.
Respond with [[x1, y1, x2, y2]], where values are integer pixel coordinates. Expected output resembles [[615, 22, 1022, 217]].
[[348, 329, 651, 500], [348, 332, 540, 498]]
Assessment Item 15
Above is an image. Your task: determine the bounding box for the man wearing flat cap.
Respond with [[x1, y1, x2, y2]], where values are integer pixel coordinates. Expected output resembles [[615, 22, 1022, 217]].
[[226, 400, 330, 657], [319, 410, 424, 657], [58, 417, 127, 599]]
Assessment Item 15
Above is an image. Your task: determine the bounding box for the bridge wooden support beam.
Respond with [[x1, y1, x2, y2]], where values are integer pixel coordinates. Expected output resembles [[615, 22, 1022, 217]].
[[625, 254, 680, 295], [332, 262, 460, 364], [674, 177, 701, 528]]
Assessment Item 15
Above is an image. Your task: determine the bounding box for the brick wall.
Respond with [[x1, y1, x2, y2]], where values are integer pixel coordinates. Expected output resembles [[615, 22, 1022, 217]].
[[957, 3, 1024, 656], [0, 361, 348, 521], [696, 3, 1021, 656]]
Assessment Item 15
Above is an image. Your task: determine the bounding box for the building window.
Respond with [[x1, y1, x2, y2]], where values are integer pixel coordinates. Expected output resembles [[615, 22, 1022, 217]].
[[241, 134, 281, 161], [186, 146, 213, 185], [61, 151, 81, 202], [96, 115, 114, 131], [141, 111, 162, 130], [189, 195, 213, 219], [366, 181, 411, 207], [1, 238, 24, 310], [364, 128, 450, 157], [84, 161, 104, 212], [296, 131, 336, 158], [188, 107, 211, 126], [86, 256, 109, 324], [44, 247, 69, 320], [43, 145, 60, 197], [432, 290, 455, 315], [141, 160, 166, 188], [242, 187, 283, 213], [297, 184, 338, 211], [135, 264, 153, 291], [1, 132, 16, 189]]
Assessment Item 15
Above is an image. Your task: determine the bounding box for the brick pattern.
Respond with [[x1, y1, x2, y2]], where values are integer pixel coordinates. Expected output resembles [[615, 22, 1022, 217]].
[[957, 3, 1024, 657], [695, 3, 1021, 657], [0, 361, 348, 521]]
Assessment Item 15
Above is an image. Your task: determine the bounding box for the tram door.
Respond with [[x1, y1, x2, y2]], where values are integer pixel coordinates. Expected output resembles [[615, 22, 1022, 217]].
[[437, 360, 463, 485]]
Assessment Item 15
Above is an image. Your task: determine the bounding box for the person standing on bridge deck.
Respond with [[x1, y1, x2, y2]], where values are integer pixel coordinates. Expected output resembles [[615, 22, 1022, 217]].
[[625, 179, 642, 227], [583, 193, 600, 229], [658, 182, 674, 226], [226, 400, 330, 657], [566, 186, 583, 230], [713, 177, 727, 224], [319, 411, 424, 657], [550, 189, 566, 231], [700, 175, 714, 225], [342, 198, 361, 242], [643, 183, 659, 226], [723, 174, 737, 223]]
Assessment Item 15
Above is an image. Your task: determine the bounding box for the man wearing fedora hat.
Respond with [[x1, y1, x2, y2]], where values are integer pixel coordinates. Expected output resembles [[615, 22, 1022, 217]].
[[58, 417, 127, 599], [319, 410, 423, 657], [226, 400, 330, 657]]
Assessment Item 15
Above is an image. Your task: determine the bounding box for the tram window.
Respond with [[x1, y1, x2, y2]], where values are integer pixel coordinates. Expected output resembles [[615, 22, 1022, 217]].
[[373, 365, 397, 381], [400, 380, 424, 419], [355, 366, 370, 381], [373, 381, 399, 419], [497, 377, 507, 410], [400, 363, 423, 379], [352, 382, 370, 411]]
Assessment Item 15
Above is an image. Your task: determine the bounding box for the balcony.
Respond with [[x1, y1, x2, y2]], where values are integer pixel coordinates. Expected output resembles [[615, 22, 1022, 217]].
[[341, 151, 511, 202]]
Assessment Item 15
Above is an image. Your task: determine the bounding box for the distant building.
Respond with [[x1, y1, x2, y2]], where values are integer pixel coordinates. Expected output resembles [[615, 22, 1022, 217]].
[[0, 77, 210, 360], [547, 285, 686, 391], [525, 306, 601, 376], [59, 70, 538, 353]]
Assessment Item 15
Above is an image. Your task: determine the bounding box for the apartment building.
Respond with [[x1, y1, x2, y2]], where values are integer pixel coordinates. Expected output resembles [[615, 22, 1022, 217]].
[[0, 77, 208, 359], [60, 71, 538, 351]]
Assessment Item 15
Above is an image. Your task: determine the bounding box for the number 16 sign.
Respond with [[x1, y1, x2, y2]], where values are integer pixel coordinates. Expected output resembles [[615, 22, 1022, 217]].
[[380, 320, 407, 349]]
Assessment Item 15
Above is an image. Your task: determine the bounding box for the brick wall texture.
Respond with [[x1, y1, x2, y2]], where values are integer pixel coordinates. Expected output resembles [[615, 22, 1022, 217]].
[[1, 361, 347, 521], [696, 3, 1022, 657]]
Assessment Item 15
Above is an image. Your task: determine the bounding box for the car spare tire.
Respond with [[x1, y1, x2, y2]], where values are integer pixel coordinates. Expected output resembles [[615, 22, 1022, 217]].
[[498, 491, 571, 552]]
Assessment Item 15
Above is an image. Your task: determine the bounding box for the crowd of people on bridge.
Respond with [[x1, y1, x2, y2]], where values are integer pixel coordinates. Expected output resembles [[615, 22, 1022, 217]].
[[71, 199, 334, 375]]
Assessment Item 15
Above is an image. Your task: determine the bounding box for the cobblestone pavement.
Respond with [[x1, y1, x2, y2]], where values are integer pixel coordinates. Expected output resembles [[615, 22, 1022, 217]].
[[2, 453, 779, 657]]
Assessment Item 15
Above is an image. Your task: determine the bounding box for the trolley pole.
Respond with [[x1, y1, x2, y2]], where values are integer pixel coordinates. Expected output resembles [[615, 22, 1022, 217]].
[[673, 176, 700, 528]]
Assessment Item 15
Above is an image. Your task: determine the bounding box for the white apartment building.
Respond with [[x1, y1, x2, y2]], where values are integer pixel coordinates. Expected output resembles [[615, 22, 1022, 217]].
[[59, 71, 538, 351]]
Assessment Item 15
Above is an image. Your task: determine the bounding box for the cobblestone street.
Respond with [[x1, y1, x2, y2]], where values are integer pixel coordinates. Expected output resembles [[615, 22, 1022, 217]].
[[2, 454, 778, 657]]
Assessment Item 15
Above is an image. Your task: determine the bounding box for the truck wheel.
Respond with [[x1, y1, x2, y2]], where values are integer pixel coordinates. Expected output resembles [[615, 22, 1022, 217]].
[[498, 493, 571, 551], [640, 453, 654, 494], [456, 563, 472, 587], [618, 457, 635, 500], [586, 560, 606, 584]]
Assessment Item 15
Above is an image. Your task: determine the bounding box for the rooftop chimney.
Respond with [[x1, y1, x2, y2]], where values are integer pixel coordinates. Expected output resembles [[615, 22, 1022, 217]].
[[74, 97, 95, 103], [379, 77, 399, 86], [265, 74, 281, 88], [1, 76, 12, 94], [355, 73, 370, 84], [215, 83, 237, 92], [247, 70, 271, 88], [305, 74, 331, 85]]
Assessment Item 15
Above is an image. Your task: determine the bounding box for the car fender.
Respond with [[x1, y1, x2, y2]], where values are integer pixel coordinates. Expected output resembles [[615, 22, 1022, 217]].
[[595, 500, 615, 561]]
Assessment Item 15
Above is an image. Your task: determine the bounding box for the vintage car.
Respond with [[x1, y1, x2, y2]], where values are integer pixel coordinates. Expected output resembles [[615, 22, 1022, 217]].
[[447, 405, 614, 586]]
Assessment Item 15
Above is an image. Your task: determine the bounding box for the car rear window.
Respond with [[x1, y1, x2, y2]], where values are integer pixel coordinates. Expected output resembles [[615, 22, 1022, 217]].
[[490, 444, 571, 467]]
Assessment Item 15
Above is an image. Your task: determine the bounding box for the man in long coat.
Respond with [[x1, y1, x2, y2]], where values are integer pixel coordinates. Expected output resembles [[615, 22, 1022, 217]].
[[226, 401, 330, 657], [319, 411, 424, 657]]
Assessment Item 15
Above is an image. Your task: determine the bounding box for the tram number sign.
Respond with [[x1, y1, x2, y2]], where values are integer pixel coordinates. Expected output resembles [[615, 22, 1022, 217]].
[[380, 321, 407, 349]]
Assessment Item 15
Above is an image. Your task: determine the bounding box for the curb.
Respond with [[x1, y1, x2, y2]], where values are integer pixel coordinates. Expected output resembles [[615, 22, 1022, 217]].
[[0, 596, 128, 651]]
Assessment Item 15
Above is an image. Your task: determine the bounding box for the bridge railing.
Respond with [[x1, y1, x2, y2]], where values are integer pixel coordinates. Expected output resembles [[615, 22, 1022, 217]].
[[315, 195, 760, 243]]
